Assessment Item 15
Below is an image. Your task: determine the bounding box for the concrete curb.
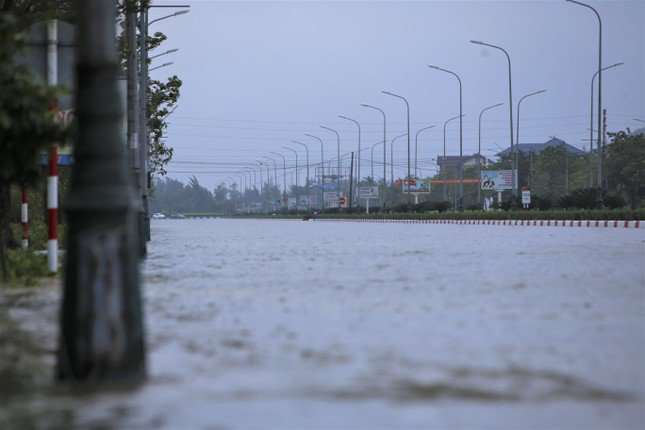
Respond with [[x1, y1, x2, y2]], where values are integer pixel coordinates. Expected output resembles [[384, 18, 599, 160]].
[[310, 218, 643, 228]]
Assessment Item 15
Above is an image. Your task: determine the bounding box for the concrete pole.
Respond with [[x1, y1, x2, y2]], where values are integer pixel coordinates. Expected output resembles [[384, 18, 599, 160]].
[[58, 0, 145, 382]]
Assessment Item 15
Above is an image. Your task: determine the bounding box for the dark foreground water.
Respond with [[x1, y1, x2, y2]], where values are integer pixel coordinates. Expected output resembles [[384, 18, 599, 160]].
[[1, 219, 644, 429]]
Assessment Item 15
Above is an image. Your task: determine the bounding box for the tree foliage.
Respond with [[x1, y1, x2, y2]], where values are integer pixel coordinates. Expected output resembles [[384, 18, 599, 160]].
[[605, 130, 645, 208], [0, 14, 67, 277]]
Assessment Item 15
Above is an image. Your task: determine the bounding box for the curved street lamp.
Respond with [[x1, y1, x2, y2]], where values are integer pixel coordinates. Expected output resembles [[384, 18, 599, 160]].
[[390, 133, 408, 184], [270, 152, 287, 197], [361, 104, 387, 188], [443, 114, 465, 201], [282, 147, 299, 190], [428, 65, 464, 210], [565, 0, 603, 208], [339, 115, 362, 191], [589, 62, 623, 187], [471, 39, 516, 208], [304, 134, 325, 208], [382, 91, 411, 206], [517, 90, 546, 201], [478, 103, 504, 205], [320, 126, 341, 197], [414, 125, 436, 178]]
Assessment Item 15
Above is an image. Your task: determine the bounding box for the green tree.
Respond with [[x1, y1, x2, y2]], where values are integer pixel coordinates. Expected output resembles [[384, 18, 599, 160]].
[[606, 130, 645, 208], [0, 14, 67, 278]]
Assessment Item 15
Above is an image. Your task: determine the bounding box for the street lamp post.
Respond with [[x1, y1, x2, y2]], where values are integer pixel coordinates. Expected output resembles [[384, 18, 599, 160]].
[[149, 48, 178, 60], [565, 0, 603, 208], [361, 104, 387, 189], [339, 115, 362, 192], [148, 62, 173, 72], [320, 126, 341, 201], [516, 90, 546, 201], [283, 146, 299, 192], [270, 152, 287, 199], [262, 156, 279, 201], [382, 91, 411, 208], [370, 140, 384, 178], [304, 134, 324, 209], [471, 40, 516, 208], [291, 141, 310, 209], [428, 65, 464, 210], [415, 125, 436, 178], [442, 114, 464, 201], [589, 62, 623, 187], [390, 133, 408, 184], [478, 103, 504, 205]]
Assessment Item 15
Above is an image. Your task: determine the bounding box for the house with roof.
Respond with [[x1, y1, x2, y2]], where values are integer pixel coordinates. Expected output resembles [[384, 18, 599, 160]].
[[496, 137, 585, 157]]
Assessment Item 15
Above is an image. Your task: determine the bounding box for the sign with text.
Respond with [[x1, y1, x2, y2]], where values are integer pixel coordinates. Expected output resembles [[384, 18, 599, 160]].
[[308, 195, 318, 205], [323, 192, 338, 203], [481, 170, 516, 190], [402, 178, 430, 194], [358, 186, 379, 199], [287, 198, 297, 208]]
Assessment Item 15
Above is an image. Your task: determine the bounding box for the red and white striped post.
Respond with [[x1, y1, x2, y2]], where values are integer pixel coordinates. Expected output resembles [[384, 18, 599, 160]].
[[21, 186, 28, 248], [48, 142, 58, 272], [47, 20, 58, 273]]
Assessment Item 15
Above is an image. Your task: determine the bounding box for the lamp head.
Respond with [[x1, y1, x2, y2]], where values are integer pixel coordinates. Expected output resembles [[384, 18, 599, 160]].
[[470, 40, 484, 45], [174, 10, 189, 16]]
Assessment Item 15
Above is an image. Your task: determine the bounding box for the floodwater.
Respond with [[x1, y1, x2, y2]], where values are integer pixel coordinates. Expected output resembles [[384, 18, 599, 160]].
[[1, 218, 644, 429]]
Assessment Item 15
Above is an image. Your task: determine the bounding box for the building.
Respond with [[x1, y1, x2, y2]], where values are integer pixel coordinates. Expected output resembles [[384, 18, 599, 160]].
[[496, 137, 585, 157], [436, 154, 491, 172]]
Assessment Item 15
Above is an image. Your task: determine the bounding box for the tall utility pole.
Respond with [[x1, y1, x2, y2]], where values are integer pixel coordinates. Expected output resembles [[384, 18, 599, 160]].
[[291, 141, 310, 209], [138, 6, 150, 244], [58, 0, 145, 382], [125, 0, 143, 256]]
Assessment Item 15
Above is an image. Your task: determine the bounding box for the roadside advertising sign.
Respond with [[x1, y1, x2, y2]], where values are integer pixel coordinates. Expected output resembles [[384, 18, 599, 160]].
[[481, 170, 516, 190], [358, 186, 379, 199], [299, 195, 309, 206], [249, 202, 262, 212], [308, 195, 318, 205], [323, 192, 338, 203], [287, 198, 297, 208], [402, 178, 430, 194], [522, 186, 531, 207]]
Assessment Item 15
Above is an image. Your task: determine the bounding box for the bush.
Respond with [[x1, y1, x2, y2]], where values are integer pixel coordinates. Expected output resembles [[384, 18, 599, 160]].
[[3, 248, 50, 286]]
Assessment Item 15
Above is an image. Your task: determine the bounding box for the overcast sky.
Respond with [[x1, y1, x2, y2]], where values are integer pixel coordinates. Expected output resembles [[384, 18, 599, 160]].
[[149, 0, 644, 190]]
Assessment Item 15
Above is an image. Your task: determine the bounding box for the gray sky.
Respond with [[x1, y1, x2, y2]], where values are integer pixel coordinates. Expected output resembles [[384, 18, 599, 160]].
[[149, 0, 645, 191]]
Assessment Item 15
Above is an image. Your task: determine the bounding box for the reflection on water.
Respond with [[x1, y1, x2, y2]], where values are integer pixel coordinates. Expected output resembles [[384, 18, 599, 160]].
[[1, 219, 644, 429]]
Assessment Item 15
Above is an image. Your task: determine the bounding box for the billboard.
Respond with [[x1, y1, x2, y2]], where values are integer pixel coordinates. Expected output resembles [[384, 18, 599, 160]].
[[287, 198, 297, 208], [323, 192, 338, 203], [299, 195, 309, 206], [481, 170, 516, 190], [402, 178, 430, 194], [308, 195, 318, 205], [358, 186, 379, 198]]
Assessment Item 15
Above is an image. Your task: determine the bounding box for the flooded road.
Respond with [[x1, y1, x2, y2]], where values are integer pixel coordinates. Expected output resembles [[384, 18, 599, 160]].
[[2, 219, 644, 429]]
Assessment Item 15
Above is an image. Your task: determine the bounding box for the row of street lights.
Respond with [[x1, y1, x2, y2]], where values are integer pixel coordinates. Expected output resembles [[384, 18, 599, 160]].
[[228, 0, 611, 211]]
